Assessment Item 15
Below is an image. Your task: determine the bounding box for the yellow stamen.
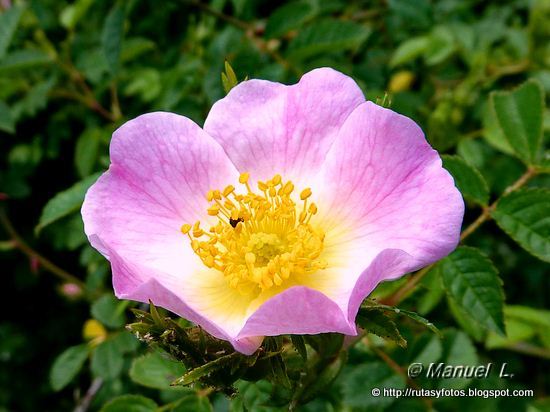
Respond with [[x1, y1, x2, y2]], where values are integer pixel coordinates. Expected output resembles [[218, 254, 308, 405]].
[[183, 173, 326, 294]]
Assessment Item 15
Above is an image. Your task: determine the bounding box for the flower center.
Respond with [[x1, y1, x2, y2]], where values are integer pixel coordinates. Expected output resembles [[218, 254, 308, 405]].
[[181, 173, 327, 294]]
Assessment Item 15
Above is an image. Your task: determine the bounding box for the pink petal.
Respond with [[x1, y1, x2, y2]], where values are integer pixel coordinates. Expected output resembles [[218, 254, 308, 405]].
[[203, 68, 365, 186], [82, 112, 252, 343], [314, 101, 463, 317], [237, 286, 356, 340]]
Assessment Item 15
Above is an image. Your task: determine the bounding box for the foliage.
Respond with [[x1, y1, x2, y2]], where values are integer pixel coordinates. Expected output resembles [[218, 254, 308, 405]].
[[1, 0, 549, 411]]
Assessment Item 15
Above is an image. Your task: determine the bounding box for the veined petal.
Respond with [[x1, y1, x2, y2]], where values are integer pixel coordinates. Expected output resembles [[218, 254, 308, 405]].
[[81, 112, 253, 341], [203, 67, 365, 187], [311, 101, 463, 318]]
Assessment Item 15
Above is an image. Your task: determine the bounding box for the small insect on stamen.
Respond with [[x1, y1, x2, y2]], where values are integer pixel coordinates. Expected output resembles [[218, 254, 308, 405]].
[[229, 217, 244, 228]]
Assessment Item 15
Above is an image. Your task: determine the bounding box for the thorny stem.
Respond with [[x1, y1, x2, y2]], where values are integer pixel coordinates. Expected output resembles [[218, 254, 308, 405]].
[[0, 208, 86, 290], [384, 167, 538, 306]]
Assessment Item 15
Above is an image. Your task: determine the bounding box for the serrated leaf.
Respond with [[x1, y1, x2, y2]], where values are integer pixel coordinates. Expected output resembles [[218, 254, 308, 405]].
[[492, 188, 550, 262], [389, 36, 429, 67], [99, 395, 157, 412], [129, 350, 186, 390], [49, 344, 89, 391], [0, 5, 24, 59], [101, 4, 125, 75], [447, 294, 486, 341], [91, 339, 124, 380], [482, 102, 514, 155], [357, 308, 407, 348], [491, 80, 544, 165], [442, 155, 490, 206], [36, 172, 100, 234], [439, 247, 505, 335], [362, 302, 440, 335], [287, 19, 370, 61], [91, 294, 126, 329], [0, 100, 15, 133], [265, 1, 315, 39]]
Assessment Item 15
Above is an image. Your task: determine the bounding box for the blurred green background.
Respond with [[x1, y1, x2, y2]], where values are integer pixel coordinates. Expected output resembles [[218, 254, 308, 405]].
[[1, 0, 549, 411]]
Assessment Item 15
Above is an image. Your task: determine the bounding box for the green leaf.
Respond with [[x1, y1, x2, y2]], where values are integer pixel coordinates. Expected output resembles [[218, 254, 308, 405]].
[[60, 0, 94, 30], [389, 36, 429, 67], [101, 4, 125, 75], [99, 395, 157, 412], [91, 339, 124, 380], [357, 308, 407, 348], [424, 26, 456, 66], [438, 329, 478, 389], [438, 247, 505, 335], [442, 155, 490, 206], [417, 266, 445, 315], [482, 102, 514, 155], [221, 61, 238, 94], [91, 294, 126, 329], [363, 302, 441, 335], [341, 361, 405, 410], [409, 334, 442, 366], [447, 295, 486, 341], [120, 37, 155, 63], [485, 317, 535, 350], [49, 344, 89, 391], [0, 100, 15, 134], [265, 1, 315, 39], [36, 172, 100, 234], [129, 350, 186, 390], [492, 188, 550, 262], [0, 50, 52, 74], [287, 19, 371, 61], [171, 395, 213, 412], [490, 80, 544, 165], [0, 5, 24, 59], [75, 128, 102, 178]]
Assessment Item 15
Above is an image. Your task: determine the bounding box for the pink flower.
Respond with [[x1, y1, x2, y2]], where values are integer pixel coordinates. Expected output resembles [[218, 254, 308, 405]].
[[82, 68, 463, 354]]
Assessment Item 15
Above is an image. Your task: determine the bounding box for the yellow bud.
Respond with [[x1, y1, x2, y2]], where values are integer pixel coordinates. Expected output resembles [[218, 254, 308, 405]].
[[271, 174, 282, 185], [388, 70, 415, 93], [83, 319, 107, 342], [180, 224, 192, 234]]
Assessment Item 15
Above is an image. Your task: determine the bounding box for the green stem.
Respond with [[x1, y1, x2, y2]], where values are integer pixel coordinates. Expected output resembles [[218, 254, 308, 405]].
[[0, 208, 86, 290]]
